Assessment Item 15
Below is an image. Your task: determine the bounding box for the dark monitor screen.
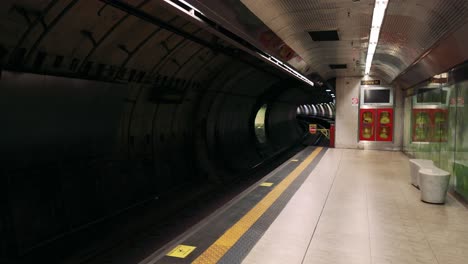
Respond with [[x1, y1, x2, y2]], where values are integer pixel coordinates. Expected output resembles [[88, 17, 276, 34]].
[[364, 89, 390, 103], [416, 88, 447, 104]]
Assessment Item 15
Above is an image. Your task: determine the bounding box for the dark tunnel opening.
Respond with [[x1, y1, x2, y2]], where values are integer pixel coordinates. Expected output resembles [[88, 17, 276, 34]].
[[0, 1, 333, 262]]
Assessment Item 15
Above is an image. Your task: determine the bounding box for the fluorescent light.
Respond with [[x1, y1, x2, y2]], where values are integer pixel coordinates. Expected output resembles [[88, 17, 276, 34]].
[[326, 89, 332, 92], [365, 0, 389, 75], [164, 0, 204, 22], [369, 28, 380, 44], [371, 4, 387, 27], [368, 43, 377, 54], [258, 53, 314, 87], [165, 0, 200, 12], [165, 0, 315, 88], [365, 61, 372, 74]]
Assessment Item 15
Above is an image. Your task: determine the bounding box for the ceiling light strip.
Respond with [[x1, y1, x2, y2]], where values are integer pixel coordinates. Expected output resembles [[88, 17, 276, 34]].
[[365, 0, 389, 75], [164, 0, 314, 87], [258, 53, 314, 86], [163, 0, 204, 22]]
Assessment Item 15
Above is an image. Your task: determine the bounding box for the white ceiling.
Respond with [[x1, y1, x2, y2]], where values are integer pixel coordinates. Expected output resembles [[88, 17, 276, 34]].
[[241, 0, 374, 80], [241, 0, 468, 83]]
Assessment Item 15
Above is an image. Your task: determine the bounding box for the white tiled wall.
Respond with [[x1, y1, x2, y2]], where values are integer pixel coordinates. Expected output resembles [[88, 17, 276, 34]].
[[335, 77, 403, 151], [335, 77, 360, 149]]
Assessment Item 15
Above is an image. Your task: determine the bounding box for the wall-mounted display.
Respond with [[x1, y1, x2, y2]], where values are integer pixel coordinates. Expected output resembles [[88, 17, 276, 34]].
[[359, 86, 394, 142], [360, 86, 394, 107], [364, 89, 390, 104], [413, 87, 450, 107]]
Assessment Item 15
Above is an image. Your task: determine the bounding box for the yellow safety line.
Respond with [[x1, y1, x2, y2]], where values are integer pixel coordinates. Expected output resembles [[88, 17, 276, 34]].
[[192, 147, 323, 264]]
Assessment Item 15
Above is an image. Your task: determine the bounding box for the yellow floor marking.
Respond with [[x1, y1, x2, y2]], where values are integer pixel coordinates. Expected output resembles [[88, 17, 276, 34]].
[[192, 147, 323, 264], [291, 159, 299, 162], [259, 182, 273, 187], [166, 245, 196, 258]]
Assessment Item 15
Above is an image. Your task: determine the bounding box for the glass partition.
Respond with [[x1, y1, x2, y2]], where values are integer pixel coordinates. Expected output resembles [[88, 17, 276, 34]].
[[403, 63, 468, 201], [453, 75, 468, 199]]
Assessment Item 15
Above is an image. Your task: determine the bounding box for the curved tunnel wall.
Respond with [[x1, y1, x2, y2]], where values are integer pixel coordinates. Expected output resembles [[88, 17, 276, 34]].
[[0, 1, 331, 257], [0, 66, 306, 258], [0, 67, 307, 257], [296, 103, 335, 119]]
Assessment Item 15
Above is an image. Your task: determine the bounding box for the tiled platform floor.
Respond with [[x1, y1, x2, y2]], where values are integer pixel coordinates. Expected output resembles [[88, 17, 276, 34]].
[[243, 149, 468, 264]]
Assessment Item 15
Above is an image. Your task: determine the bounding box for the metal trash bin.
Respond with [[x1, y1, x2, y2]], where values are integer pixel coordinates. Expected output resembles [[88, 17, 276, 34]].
[[409, 159, 434, 188], [419, 167, 450, 204]]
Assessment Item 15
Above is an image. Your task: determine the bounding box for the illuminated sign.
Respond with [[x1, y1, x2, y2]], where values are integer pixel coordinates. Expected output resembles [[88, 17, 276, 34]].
[[361, 80, 381, 85], [309, 124, 317, 134]]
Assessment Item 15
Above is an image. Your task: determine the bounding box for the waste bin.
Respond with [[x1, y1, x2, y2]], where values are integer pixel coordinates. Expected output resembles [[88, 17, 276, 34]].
[[419, 167, 450, 204]]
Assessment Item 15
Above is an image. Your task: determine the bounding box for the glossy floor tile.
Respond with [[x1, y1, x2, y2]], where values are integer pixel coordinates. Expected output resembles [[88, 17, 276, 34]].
[[242, 149, 468, 264]]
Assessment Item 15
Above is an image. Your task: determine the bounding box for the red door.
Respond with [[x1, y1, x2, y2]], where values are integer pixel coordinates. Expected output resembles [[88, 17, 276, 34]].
[[431, 109, 448, 142], [359, 109, 376, 141], [376, 108, 393, 141]]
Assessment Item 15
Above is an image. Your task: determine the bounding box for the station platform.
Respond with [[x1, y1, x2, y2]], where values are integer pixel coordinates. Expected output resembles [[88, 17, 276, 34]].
[[140, 147, 468, 264]]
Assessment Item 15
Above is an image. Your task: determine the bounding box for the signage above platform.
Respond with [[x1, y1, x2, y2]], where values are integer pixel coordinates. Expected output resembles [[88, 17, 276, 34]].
[[361, 80, 381, 85], [309, 124, 317, 134]]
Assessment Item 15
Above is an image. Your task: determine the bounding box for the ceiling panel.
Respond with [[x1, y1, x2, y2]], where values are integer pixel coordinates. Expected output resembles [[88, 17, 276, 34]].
[[374, 0, 468, 81], [241, 0, 374, 80], [241, 0, 468, 83]]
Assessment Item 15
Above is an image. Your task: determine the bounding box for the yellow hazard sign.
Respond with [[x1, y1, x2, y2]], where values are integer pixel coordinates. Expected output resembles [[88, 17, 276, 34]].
[[166, 244, 196, 258], [260, 182, 274, 187]]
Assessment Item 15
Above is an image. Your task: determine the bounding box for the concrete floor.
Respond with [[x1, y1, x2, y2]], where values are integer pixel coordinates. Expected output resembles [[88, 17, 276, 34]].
[[243, 149, 468, 264]]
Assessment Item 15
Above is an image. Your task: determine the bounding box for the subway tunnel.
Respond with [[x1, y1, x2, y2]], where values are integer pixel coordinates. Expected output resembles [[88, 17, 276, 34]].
[[0, 1, 333, 262], [1, 0, 468, 263]]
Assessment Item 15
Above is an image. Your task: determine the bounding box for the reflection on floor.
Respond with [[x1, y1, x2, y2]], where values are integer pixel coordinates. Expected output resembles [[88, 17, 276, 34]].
[[243, 149, 468, 264]]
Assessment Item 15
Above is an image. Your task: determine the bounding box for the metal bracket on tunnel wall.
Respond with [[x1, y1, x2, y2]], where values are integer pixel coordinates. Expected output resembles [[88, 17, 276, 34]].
[[317, 129, 329, 139], [309, 124, 331, 139]]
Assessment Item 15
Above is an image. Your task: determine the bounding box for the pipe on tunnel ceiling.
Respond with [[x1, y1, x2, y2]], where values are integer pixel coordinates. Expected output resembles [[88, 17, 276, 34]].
[[98, 0, 280, 78], [23, 0, 81, 64], [100, 0, 319, 86], [9, 0, 60, 58], [97, 1, 207, 48], [78, 0, 156, 73]]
